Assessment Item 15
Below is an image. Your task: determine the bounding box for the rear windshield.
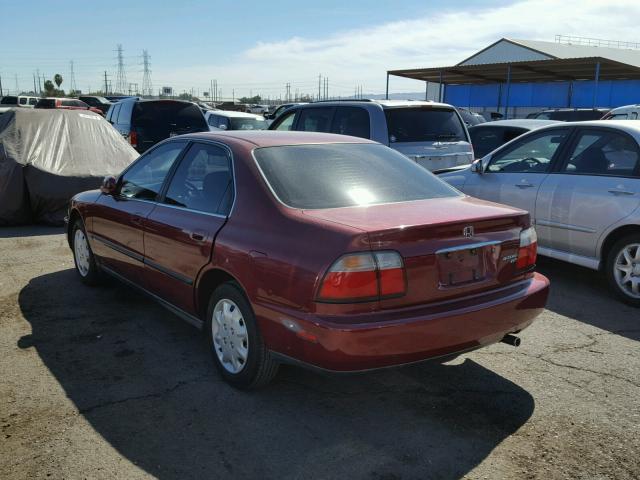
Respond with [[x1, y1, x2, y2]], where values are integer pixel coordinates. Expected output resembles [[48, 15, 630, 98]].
[[1, 96, 18, 105], [229, 117, 268, 130], [254, 143, 460, 209], [385, 107, 467, 143], [132, 102, 208, 133]]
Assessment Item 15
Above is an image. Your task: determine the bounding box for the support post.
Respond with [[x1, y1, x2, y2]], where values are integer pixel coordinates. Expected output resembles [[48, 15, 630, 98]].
[[593, 62, 601, 108], [385, 73, 389, 100], [438, 71, 443, 102], [425, 81, 428, 101], [567, 81, 573, 108], [504, 65, 512, 119]]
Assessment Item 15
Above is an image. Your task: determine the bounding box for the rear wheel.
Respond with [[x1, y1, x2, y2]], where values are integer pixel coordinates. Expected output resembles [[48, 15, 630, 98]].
[[205, 282, 279, 389], [606, 233, 640, 307]]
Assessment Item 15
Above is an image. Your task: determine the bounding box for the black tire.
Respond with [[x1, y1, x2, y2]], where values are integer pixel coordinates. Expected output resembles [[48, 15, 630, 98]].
[[71, 219, 102, 286], [205, 282, 279, 389], [605, 233, 640, 307]]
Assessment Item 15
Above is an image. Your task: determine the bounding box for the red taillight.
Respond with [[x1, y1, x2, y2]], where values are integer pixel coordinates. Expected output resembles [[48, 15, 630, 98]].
[[516, 227, 537, 269], [128, 130, 138, 148], [318, 251, 406, 302]]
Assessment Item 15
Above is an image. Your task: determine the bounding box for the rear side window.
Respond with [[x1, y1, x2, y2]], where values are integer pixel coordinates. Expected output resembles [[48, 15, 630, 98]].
[[331, 107, 370, 139], [19, 98, 27, 105], [111, 103, 122, 123], [132, 102, 208, 133], [1, 96, 18, 105], [28, 98, 38, 105], [562, 130, 640, 177], [36, 99, 56, 108], [254, 143, 459, 209], [296, 107, 333, 133], [385, 107, 467, 143]]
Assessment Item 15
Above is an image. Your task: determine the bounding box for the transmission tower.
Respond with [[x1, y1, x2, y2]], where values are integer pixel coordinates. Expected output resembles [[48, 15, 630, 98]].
[[141, 50, 153, 97], [115, 44, 127, 94], [69, 61, 77, 94]]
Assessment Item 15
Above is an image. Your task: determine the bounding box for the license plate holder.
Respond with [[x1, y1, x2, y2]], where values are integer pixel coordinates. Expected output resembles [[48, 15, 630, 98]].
[[437, 247, 487, 286]]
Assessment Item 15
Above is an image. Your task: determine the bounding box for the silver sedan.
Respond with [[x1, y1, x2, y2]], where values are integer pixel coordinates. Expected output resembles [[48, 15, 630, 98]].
[[441, 120, 640, 306]]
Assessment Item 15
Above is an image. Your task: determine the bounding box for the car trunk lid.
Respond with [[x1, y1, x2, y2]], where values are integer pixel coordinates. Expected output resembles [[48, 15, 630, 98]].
[[303, 196, 530, 307]]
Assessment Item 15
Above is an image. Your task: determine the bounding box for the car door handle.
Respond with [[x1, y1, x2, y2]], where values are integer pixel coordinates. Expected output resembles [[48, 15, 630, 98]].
[[515, 182, 535, 188], [608, 189, 635, 196], [189, 230, 207, 242]]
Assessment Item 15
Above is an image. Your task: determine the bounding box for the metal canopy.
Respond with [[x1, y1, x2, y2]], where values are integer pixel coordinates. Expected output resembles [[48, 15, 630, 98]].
[[387, 57, 640, 84]]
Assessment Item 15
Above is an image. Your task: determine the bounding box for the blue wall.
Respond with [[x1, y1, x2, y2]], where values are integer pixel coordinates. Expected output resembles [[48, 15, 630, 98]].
[[445, 80, 640, 108]]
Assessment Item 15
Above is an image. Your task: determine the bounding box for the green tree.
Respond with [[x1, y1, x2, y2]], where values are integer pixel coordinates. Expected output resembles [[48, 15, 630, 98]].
[[239, 95, 261, 104], [54, 74, 63, 88], [43, 80, 55, 96]]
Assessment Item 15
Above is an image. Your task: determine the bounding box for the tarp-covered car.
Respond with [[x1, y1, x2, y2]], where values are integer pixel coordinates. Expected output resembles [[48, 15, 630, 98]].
[[0, 109, 138, 225]]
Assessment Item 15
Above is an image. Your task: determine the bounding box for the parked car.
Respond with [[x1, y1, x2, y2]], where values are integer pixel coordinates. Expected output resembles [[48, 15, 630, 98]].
[[35, 98, 104, 116], [78, 95, 112, 114], [440, 120, 640, 305], [0, 95, 39, 114], [469, 119, 560, 158], [263, 103, 307, 122], [104, 95, 138, 103], [457, 107, 486, 127], [205, 110, 268, 131], [268, 100, 473, 173], [246, 104, 270, 114], [526, 108, 609, 122], [105, 99, 208, 153], [602, 105, 640, 120], [66, 131, 549, 388]]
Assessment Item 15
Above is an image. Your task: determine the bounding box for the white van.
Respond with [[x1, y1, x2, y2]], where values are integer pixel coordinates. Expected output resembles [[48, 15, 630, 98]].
[[602, 104, 640, 120]]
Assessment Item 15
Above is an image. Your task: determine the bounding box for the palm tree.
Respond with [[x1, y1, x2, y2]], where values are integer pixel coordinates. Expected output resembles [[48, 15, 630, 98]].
[[54, 74, 63, 89]]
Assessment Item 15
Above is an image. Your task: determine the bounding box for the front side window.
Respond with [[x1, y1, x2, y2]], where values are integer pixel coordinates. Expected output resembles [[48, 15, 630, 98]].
[[254, 143, 459, 209], [19, 98, 27, 105], [562, 130, 640, 176], [119, 141, 186, 200], [28, 98, 38, 105], [164, 143, 233, 215], [273, 111, 296, 131], [296, 107, 334, 133], [488, 129, 568, 173]]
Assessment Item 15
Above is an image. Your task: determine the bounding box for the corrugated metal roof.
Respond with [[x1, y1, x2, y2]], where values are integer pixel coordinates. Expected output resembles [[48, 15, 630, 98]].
[[509, 38, 640, 67]]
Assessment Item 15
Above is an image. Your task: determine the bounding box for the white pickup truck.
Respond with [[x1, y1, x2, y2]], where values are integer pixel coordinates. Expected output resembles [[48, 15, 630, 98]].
[[0, 95, 40, 114]]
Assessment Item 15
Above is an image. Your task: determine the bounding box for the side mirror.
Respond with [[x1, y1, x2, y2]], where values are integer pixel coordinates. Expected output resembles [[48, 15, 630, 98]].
[[218, 124, 227, 130], [470, 159, 484, 174], [100, 176, 117, 195]]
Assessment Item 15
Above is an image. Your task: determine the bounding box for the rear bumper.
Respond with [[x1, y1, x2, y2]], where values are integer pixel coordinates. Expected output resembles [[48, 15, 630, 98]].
[[256, 273, 549, 372]]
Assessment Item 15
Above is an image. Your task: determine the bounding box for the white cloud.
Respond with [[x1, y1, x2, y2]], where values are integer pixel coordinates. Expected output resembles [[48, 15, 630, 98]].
[[152, 0, 640, 99]]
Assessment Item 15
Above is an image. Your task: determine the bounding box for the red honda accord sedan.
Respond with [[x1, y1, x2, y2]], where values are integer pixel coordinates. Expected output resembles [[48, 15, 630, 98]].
[[67, 131, 549, 389]]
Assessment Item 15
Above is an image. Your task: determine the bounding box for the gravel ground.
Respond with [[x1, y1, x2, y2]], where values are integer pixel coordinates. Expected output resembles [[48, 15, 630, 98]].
[[0, 226, 638, 480]]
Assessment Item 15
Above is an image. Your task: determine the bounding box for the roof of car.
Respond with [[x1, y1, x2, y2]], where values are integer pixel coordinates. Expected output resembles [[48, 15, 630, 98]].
[[470, 119, 561, 129], [207, 110, 266, 119], [179, 130, 377, 147], [526, 119, 640, 137], [304, 99, 454, 109]]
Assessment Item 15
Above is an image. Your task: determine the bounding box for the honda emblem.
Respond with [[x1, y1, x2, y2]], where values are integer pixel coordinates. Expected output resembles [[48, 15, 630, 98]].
[[463, 226, 474, 238]]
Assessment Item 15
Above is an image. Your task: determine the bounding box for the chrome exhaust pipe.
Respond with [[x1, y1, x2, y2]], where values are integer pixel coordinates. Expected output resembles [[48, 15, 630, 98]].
[[501, 334, 521, 347]]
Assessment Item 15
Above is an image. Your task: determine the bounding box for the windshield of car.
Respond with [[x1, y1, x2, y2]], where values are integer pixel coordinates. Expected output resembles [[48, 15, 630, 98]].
[[254, 143, 460, 209], [229, 117, 268, 130], [470, 127, 528, 158], [385, 107, 467, 143], [1, 96, 18, 105]]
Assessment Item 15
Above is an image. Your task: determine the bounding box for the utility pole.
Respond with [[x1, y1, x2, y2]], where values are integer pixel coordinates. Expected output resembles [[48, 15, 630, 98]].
[[0, 74, 3, 96], [14, 74, 19, 95], [115, 44, 127, 94], [318, 74, 322, 100], [33, 73, 37, 94], [69, 61, 77, 94], [103, 71, 109, 94]]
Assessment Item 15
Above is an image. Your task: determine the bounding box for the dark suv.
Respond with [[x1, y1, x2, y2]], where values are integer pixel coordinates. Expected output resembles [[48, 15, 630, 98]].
[[79, 96, 112, 114], [106, 99, 208, 153]]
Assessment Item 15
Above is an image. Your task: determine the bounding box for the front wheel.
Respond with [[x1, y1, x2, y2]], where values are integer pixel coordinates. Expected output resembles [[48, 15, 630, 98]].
[[606, 234, 640, 307], [72, 219, 102, 285], [205, 282, 279, 389]]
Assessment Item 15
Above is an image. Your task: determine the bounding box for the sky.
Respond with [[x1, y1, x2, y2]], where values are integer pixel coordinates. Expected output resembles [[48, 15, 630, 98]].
[[1, 0, 640, 99]]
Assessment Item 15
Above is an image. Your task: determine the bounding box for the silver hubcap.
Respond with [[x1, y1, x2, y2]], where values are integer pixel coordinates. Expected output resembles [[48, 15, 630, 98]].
[[74, 229, 91, 277], [613, 243, 640, 299], [212, 299, 249, 374]]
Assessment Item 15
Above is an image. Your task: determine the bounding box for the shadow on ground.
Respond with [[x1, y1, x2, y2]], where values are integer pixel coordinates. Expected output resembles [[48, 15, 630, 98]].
[[536, 257, 639, 341], [0, 225, 65, 239], [19, 269, 534, 480]]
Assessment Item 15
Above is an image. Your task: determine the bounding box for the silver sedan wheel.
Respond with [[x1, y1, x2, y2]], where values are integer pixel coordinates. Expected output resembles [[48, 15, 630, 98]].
[[74, 229, 91, 277], [212, 299, 249, 374], [613, 243, 640, 299]]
